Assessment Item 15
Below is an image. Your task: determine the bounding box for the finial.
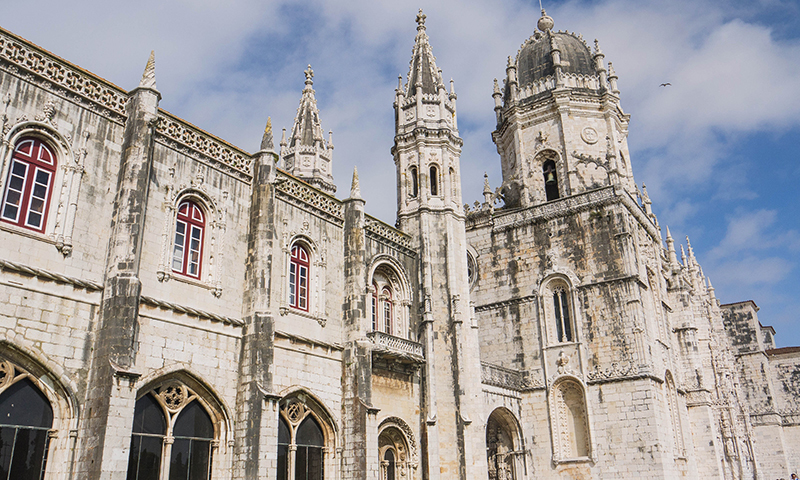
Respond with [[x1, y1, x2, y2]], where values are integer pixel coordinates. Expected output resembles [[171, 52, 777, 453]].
[[304, 65, 314, 87], [260, 117, 274, 151], [483, 173, 492, 195], [680, 245, 687, 266], [416, 9, 427, 30], [350, 166, 361, 199], [666, 225, 673, 241], [608, 62, 616, 76], [328, 130, 334, 149], [397, 74, 403, 90], [139, 50, 157, 90], [450, 78, 455, 94], [280, 128, 287, 147], [537, 9, 554, 32], [594, 39, 602, 55], [493, 78, 501, 94], [507, 56, 513, 68], [641, 183, 651, 203]]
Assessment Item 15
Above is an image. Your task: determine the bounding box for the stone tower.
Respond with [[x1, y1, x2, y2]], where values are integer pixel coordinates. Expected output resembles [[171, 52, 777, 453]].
[[392, 10, 486, 479], [492, 10, 635, 208], [280, 65, 336, 194]]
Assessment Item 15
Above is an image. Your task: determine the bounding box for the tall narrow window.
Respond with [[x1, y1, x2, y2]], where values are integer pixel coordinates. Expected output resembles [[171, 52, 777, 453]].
[[172, 200, 205, 279], [553, 380, 590, 459], [0, 377, 54, 480], [289, 244, 310, 311], [382, 288, 393, 335], [543, 160, 559, 201], [170, 402, 214, 480], [384, 449, 396, 480], [429, 165, 439, 196], [127, 394, 166, 480], [409, 167, 418, 198], [449, 167, 457, 199], [371, 284, 378, 331], [1, 137, 57, 232], [553, 287, 573, 343]]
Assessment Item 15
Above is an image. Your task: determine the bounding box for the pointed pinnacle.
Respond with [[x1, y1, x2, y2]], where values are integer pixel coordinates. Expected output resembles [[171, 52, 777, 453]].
[[666, 225, 673, 240], [139, 50, 157, 90], [483, 173, 492, 194], [350, 166, 361, 199], [260, 117, 274, 151]]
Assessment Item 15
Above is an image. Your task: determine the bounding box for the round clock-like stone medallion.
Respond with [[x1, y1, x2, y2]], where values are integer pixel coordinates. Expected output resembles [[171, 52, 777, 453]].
[[581, 126, 599, 144]]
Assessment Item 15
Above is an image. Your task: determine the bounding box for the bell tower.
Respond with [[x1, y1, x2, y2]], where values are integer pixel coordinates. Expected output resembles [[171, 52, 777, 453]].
[[491, 10, 636, 208], [392, 10, 486, 480]]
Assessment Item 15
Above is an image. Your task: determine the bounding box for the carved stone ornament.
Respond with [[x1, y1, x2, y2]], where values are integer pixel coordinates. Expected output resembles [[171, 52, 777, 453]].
[[0, 360, 14, 390], [580, 126, 599, 144], [284, 399, 307, 425], [158, 382, 189, 412]]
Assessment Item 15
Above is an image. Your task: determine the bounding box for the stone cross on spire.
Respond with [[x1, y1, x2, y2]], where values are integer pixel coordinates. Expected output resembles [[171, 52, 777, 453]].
[[416, 9, 426, 30], [304, 65, 314, 87]]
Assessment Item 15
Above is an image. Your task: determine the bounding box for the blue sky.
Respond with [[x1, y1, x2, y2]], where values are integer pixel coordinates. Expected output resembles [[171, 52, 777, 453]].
[[5, 0, 800, 344]]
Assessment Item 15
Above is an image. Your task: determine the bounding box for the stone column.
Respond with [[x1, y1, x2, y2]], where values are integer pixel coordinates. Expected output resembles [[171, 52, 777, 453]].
[[75, 53, 160, 480], [234, 121, 280, 479], [341, 169, 373, 480]]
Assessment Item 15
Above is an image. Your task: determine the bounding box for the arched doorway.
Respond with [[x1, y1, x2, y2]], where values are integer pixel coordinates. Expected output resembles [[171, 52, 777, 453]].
[[486, 408, 522, 480]]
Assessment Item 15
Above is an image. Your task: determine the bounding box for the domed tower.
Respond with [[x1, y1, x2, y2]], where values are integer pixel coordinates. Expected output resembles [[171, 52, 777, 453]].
[[492, 10, 634, 208]]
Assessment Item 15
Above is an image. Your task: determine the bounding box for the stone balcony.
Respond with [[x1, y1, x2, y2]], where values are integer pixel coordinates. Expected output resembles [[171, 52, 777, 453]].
[[367, 331, 425, 365]]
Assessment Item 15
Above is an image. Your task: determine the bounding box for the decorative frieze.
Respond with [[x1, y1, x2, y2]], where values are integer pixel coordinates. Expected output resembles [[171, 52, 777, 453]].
[[492, 186, 615, 231], [365, 215, 414, 255], [275, 171, 343, 223], [480, 362, 543, 391], [155, 111, 252, 179], [0, 27, 127, 122]]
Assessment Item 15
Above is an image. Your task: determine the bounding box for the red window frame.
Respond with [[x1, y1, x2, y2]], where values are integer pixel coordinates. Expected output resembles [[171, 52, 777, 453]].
[[172, 200, 205, 279], [382, 288, 392, 335], [289, 244, 310, 311], [1, 137, 57, 233], [371, 284, 378, 331]]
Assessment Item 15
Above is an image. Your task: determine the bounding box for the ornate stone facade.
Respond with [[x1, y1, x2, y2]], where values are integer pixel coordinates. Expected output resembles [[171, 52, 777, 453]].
[[0, 10, 799, 480]]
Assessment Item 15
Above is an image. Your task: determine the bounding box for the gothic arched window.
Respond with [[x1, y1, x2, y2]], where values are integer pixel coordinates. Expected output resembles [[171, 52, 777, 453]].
[[543, 160, 559, 201], [172, 200, 206, 279], [1, 137, 57, 232], [0, 376, 54, 479], [429, 165, 439, 196], [289, 243, 310, 311], [278, 399, 326, 480], [126, 383, 216, 480], [553, 286, 573, 343]]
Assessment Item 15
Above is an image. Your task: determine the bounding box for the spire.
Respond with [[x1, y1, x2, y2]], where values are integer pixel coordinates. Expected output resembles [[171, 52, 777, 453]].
[[666, 226, 679, 268], [406, 9, 441, 96], [260, 117, 274, 152], [349, 166, 361, 199], [139, 50, 157, 90], [282, 65, 336, 194]]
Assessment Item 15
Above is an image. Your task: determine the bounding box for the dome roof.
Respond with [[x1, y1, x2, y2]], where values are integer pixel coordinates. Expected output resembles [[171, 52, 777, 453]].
[[517, 32, 596, 86]]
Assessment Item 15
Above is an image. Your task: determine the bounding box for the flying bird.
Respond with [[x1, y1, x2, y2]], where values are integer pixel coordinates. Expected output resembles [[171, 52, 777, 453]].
[[660, 83, 672, 87]]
